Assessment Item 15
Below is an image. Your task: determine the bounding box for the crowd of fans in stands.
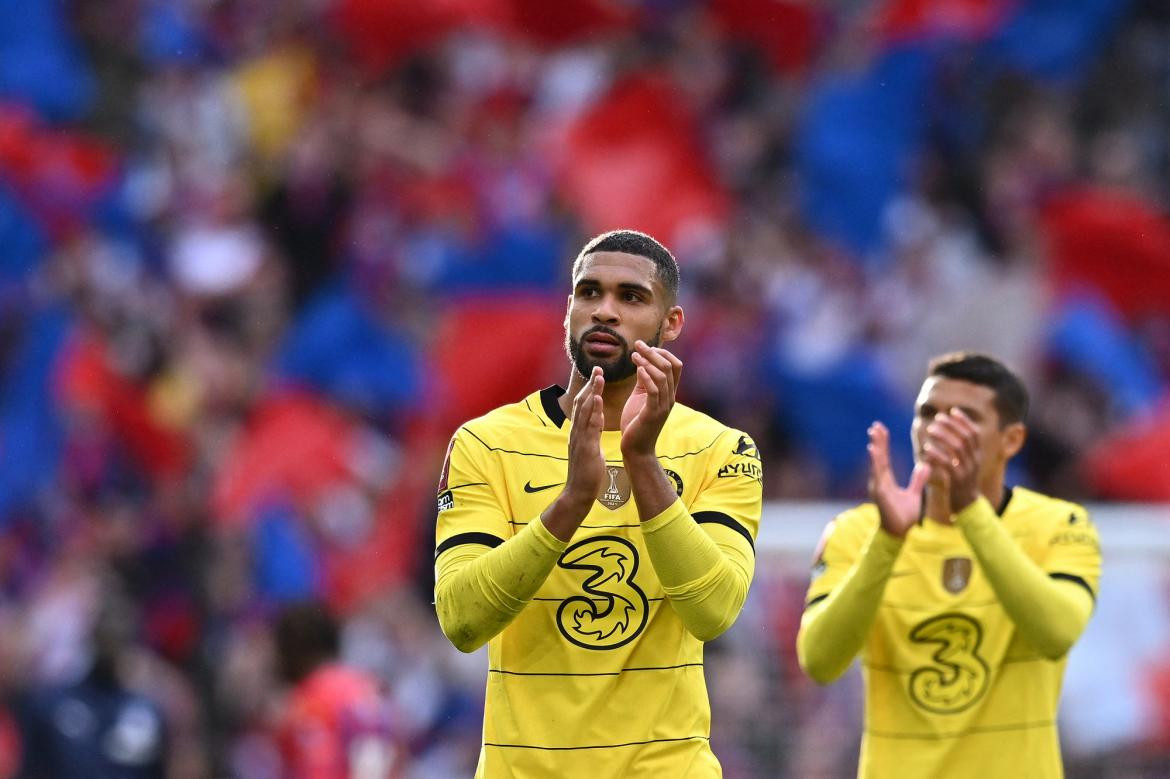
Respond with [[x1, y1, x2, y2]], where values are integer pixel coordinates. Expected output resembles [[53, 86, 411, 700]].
[[2, 0, 1170, 775]]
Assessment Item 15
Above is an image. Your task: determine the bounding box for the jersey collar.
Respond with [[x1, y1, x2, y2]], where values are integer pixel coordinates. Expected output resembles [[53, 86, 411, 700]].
[[540, 385, 568, 428], [996, 485, 1014, 516], [918, 485, 1014, 523]]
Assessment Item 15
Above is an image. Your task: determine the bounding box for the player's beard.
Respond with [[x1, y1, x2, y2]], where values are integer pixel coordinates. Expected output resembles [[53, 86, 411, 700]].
[[567, 324, 661, 383]]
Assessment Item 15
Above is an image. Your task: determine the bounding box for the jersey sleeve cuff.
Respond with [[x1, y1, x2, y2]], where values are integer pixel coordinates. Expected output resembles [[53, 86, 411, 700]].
[[641, 498, 688, 535], [532, 514, 571, 552], [953, 495, 997, 529], [868, 526, 905, 560]]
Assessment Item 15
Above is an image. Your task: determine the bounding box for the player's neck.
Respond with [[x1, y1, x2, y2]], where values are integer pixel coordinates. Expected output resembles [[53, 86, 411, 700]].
[[924, 473, 1007, 523], [980, 472, 1007, 513], [560, 371, 635, 431]]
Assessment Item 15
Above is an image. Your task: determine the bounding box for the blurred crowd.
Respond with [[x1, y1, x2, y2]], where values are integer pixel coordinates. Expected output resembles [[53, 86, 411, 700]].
[[2, 0, 1170, 775]]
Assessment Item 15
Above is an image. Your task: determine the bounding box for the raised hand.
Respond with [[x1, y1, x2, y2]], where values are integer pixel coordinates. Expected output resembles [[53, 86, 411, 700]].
[[620, 341, 682, 458], [543, 367, 608, 542], [566, 366, 608, 503], [868, 421, 931, 539], [922, 409, 982, 513]]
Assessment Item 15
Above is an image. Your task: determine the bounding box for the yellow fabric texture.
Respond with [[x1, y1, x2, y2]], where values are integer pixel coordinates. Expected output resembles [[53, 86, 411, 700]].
[[434, 388, 762, 778], [641, 498, 755, 641], [434, 517, 567, 652], [798, 487, 1101, 779]]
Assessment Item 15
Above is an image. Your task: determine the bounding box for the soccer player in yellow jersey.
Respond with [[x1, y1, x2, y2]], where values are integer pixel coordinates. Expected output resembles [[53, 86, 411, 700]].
[[433, 230, 762, 778], [798, 352, 1101, 779]]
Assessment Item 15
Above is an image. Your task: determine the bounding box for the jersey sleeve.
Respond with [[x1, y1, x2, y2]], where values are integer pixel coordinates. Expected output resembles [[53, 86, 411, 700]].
[[433, 427, 568, 652], [803, 506, 873, 606], [638, 429, 763, 641], [954, 496, 1097, 659], [434, 428, 511, 555], [1041, 503, 1102, 601], [686, 430, 763, 554], [797, 507, 901, 683]]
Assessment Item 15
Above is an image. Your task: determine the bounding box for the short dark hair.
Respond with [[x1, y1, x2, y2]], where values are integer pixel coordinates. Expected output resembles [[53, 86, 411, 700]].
[[573, 229, 680, 304], [927, 352, 1029, 426], [274, 600, 341, 684]]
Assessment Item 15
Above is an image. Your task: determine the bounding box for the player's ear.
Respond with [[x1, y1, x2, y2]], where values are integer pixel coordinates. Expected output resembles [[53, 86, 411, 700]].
[[660, 305, 684, 343], [564, 294, 573, 328], [1001, 422, 1026, 460]]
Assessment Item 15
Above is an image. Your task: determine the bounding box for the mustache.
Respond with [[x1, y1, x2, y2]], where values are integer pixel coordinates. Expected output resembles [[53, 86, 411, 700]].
[[580, 325, 628, 349]]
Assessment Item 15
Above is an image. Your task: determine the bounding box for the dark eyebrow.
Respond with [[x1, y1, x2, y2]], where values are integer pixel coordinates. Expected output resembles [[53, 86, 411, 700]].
[[617, 282, 654, 297], [574, 278, 655, 298]]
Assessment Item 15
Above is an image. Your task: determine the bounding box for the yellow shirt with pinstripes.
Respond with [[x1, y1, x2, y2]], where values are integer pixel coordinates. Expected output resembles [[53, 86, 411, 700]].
[[434, 386, 762, 778]]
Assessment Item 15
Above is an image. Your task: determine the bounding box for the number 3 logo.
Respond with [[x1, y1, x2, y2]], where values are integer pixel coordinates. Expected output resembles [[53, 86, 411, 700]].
[[556, 536, 648, 650], [907, 613, 990, 714]]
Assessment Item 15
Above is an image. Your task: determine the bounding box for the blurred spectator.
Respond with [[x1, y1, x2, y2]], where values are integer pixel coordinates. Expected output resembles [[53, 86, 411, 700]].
[[15, 583, 167, 778], [270, 600, 399, 779]]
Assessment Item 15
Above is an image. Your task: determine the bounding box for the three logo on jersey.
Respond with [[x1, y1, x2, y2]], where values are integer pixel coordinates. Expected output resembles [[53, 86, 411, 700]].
[[907, 613, 990, 714], [556, 536, 649, 649]]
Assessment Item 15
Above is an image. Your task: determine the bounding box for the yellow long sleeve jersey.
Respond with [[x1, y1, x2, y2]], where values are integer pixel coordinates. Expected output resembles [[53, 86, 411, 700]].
[[434, 386, 762, 778], [798, 488, 1101, 779]]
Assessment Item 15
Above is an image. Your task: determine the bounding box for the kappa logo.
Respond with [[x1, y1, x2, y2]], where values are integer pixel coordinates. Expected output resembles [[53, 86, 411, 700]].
[[718, 462, 762, 482]]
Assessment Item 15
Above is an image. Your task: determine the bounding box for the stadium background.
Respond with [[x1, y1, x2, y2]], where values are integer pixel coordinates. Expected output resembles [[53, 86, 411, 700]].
[[2, 0, 1170, 775]]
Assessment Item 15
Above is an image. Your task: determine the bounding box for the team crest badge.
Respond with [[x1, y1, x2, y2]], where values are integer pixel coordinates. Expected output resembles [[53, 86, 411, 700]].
[[942, 557, 972, 594], [663, 469, 684, 497], [597, 466, 631, 510]]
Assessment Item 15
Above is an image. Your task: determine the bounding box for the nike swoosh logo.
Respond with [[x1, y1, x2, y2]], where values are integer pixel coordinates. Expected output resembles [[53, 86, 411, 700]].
[[523, 480, 562, 493]]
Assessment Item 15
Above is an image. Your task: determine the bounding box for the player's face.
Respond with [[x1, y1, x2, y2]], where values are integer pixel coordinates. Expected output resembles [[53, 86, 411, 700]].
[[565, 251, 682, 383], [911, 376, 1022, 488]]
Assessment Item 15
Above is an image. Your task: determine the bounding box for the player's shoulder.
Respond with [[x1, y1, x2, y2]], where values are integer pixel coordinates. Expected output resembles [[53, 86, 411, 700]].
[[666, 403, 758, 458], [456, 389, 550, 445], [1008, 486, 1091, 525], [831, 502, 881, 535], [811, 503, 877, 562]]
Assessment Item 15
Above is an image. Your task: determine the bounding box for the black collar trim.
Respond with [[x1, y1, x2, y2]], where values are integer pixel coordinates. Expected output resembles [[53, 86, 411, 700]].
[[540, 385, 568, 428], [996, 486, 1014, 517]]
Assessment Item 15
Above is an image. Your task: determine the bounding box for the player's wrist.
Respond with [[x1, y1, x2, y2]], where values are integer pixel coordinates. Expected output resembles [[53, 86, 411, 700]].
[[950, 490, 981, 515], [952, 494, 989, 523], [558, 484, 596, 513], [542, 492, 591, 542], [620, 448, 659, 470]]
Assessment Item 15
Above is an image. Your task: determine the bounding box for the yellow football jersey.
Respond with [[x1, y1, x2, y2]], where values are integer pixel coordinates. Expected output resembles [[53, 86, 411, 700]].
[[806, 487, 1101, 779], [435, 386, 762, 778]]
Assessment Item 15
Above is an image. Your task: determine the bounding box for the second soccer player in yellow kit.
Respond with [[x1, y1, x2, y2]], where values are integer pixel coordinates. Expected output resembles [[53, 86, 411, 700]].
[[798, 352, 1101, 779]]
